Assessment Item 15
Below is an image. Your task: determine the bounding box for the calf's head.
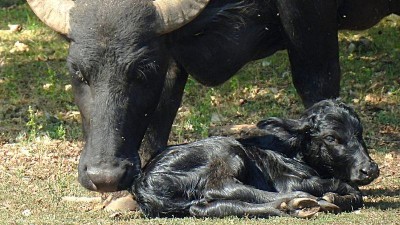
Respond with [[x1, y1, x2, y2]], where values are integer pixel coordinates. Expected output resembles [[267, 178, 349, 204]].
[[257, 99, 379, 185], [28, 0, 210, 192]]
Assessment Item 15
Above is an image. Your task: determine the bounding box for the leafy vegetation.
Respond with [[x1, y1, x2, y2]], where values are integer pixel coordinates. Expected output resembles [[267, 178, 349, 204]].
[[0, 4, 399, 224]]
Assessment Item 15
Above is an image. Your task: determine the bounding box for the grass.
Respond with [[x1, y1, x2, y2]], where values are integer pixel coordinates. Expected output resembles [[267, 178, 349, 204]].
[[0, 4, 399, 224]]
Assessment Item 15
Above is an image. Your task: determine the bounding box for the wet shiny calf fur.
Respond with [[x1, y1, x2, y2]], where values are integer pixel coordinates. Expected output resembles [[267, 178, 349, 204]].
[[132, 100, 378, 218]]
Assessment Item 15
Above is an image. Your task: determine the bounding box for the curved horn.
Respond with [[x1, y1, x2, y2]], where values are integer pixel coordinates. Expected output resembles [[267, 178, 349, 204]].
[[153, 0, 210, 34], [27, 0, 75, 35]]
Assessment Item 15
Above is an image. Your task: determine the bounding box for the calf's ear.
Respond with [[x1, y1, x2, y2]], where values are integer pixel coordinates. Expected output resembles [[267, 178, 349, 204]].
[[257, 117, 311, 136]]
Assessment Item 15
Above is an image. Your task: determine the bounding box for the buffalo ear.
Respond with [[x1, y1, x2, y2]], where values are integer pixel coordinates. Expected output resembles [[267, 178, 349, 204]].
[[256, 117, 312, 138]]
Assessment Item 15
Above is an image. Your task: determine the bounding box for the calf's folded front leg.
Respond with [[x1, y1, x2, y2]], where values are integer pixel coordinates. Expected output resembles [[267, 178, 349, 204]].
[[283, 176, 363, 212], [322, 191, 363, 212]]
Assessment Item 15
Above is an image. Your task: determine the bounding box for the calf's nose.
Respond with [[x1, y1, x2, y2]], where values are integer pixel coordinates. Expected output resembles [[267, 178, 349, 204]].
[[359, 161, 379, 180]]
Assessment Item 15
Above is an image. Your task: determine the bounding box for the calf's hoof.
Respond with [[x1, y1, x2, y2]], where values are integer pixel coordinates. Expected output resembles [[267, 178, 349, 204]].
[[283, 198, 320, 218], [318, 199, 341, 213], [189, 204, 207, 217]]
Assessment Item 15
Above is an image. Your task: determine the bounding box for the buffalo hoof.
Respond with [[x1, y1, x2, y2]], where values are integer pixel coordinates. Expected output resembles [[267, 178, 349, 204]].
[[322, 192, 338, 203], [318, 199, 341, 213], [283, 198, 320, 218], [102, 191, 139, 212]]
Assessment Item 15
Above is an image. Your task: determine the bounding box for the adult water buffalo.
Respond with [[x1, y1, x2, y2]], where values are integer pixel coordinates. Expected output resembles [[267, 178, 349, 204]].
[[27, 0, 399, 192]]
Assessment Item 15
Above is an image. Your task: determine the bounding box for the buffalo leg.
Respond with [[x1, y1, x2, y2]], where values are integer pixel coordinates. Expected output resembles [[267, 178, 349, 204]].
[[140, 62, 188, 166], [312, 179, 363, 211], [276, 0, 341, 107], [189, 200, 286, 218], [190, 198, 320, 218], [321, 191, 363, 212], [286, 177, 363, 211], [203, 181, 321, 217], [204, 182, 314, 204]]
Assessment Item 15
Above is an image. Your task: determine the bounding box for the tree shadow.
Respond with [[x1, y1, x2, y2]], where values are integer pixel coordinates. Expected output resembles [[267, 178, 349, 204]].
[[0, 1, 25, 8], [362, 188, 400, 210]]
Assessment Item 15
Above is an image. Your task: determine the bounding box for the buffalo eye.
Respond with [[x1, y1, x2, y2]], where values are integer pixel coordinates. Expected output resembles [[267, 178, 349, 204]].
[[126, 62, 148, 84], [73, 70, 89, 85], [324, 135, 337, 144]]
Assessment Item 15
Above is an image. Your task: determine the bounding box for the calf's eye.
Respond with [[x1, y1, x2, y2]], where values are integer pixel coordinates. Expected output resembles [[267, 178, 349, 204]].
[[324, 135, 337, 143]]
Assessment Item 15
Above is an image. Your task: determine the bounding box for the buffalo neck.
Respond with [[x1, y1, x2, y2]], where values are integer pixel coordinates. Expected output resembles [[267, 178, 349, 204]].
[[389, 0, 400, 14]]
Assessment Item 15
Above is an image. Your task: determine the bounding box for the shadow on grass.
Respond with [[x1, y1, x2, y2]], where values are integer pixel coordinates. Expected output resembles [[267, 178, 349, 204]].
[[0, 0, 25, 8], [363, 188, 400, 210], [363, 188, 399, 197]]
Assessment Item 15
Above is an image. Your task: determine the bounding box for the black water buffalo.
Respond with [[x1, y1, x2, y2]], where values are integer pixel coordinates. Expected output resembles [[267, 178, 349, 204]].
[[133, 100, 378, 218], [27, 0, 397, 192]]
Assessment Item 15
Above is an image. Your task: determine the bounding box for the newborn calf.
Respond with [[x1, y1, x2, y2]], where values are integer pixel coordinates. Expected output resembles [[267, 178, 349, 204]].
[[132, 100, 379, 218], [241, 99, 379, 186]]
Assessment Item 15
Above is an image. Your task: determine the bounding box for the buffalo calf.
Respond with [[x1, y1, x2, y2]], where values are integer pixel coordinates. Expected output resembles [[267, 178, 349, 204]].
[[241, 99, 380, 186], [132, 100, 379, 218]]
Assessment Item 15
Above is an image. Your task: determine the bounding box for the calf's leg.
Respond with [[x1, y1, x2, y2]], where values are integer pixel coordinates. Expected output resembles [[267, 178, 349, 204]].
[[189, 200, 286, 218], [322, 191, 363, 212], [284, 177, 363, 211], [198, 181, 320, 218], [204, 182, 313, 203], [190, 198, 320, 218]]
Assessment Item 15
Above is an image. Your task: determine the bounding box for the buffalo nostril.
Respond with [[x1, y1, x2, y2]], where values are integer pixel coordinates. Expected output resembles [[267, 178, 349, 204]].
[[359, 162, 379, 177], [354, 162, 379, 185], [370, 162, 380, 176], [360, 167, 369, 175], [86, 167, 126, 192]]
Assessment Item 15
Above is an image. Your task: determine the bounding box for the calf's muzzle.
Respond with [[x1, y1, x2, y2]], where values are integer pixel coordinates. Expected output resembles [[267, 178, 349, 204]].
[[353, 160, 379, 186]]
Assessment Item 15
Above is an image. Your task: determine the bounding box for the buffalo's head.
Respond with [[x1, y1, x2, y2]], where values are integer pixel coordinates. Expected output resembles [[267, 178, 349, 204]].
[[27, 0, 210, 192], [257, 99, 379, 186]]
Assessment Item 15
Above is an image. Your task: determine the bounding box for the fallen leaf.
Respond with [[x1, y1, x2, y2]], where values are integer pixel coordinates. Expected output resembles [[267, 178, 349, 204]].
[[384, 153, 394, 160], [8, 24, 22, 32], [22, 209, 31, 217], [109, 212, 123, 218], [43, 83, 53, 90], [364, 94, 383, 104], [10, 41, 29, 53], [239, 98, 247, 106], [64, 84, 72, 91]]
